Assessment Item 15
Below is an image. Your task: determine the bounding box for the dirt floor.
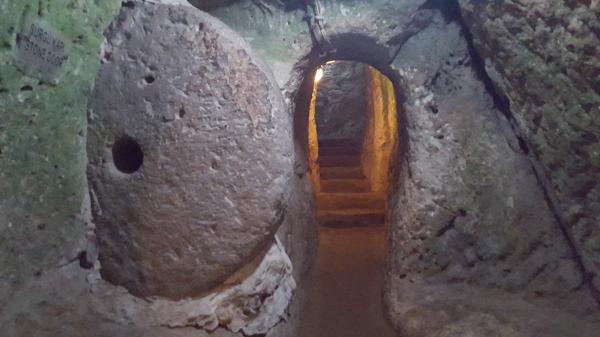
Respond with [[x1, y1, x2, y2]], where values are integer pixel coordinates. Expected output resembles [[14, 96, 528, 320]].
[[298, 226, 397, 337]]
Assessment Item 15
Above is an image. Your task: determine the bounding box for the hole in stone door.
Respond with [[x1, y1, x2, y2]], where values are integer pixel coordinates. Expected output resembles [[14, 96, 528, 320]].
[[144, 74, 156, 84], [112, 136, 144, 173], [300, 60, 399, 336]]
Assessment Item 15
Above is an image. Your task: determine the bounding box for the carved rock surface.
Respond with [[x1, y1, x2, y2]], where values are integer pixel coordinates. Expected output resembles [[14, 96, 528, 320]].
[[149, 237, 296, 335], [385, 14, 589, 323], [315, 61, 368, 140], [458, 0, 600, 292], [87, 2, 293, 299]]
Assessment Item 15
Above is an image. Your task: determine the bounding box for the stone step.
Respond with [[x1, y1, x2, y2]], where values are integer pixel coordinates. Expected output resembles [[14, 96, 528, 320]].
[[319, 155, 361, 167], [317, 209, 385, 228], [320, 179, 371, 193], [319, 145, 362, 156], [320, 166, 365, 180], [319, 138, 362, 148], [317, 192, 385, 210]]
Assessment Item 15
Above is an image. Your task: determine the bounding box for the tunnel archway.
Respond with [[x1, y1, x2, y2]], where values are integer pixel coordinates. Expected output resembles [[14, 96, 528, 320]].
[[291, 35, 409, 198], [309, 60, 399, 229], [289, 34, 406, 334]]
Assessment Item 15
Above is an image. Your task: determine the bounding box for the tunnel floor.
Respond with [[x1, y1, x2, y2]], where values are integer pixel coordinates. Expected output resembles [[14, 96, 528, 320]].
[[298, 226, 396, 337]]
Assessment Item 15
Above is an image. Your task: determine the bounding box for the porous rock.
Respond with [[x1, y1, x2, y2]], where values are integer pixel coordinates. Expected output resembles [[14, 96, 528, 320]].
[[87, 2, 293, 299], [149, 237, 296, 335], [386, 13, 582, 320], [457, 0, 600, 292], [315, 61, 368, 140]]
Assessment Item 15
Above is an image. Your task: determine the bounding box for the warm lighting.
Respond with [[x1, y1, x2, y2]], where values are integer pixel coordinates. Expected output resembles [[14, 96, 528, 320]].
[[325, 60, 336, 65], [314, 67, 324, 83]]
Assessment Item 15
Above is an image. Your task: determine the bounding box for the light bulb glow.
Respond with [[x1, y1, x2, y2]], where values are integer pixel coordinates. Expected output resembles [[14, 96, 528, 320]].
[[314, 67, 324, 83]]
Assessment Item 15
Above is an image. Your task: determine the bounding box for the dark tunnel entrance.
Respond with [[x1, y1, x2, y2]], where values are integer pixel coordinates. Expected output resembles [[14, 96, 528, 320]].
[[309, 60, 398, 229], [298, 60, 399, 337]]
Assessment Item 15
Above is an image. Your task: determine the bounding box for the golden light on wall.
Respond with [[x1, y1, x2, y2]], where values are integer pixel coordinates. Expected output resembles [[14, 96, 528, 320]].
[[308, 66, 322, 192], [361, 66, 398, 194], [314, 67, 324, 83], [308, 61, 398, 197]]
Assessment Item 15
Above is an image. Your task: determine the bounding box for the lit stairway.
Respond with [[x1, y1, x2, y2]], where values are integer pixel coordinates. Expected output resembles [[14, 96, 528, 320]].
[[317, 139, 385, 228]]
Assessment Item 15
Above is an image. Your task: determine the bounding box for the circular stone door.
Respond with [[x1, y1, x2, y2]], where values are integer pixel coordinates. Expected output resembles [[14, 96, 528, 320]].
[[87, 2, 293, 299]]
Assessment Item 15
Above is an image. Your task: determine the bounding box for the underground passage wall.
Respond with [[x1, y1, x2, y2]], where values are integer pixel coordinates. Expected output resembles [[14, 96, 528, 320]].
[[385, 11, 597, 332], [308, 60, 398, 198], [308, 60, 397, 231], [361, 66, 398, 195], [1, 0, 600, 336], [1, 2, 317, 336], [314, 61, 368, 141]]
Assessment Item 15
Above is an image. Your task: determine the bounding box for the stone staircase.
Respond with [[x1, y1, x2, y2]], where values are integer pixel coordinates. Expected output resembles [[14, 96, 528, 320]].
[[317, 139, 385, 228]]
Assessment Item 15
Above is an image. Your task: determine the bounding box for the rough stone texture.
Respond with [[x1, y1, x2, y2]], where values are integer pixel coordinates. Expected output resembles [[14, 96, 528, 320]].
[[2, 1, 317, 336], [266, 171, 318, 337], [189, 0, 238, 10], [315, 0, 432, 64], [0, 0, 122, 301], [203, 0, 437, 180], [457, 0, 600, 295], [388, 278, 600, 337], [149, 238, 296, 335], [315, 61, 368, 140], [386, 13, 591, 315], [4, 0, 600, 336], [0, 237, 299, 337], [206, 0, 600, 334], [206, 0, 313, 88], [87, 2, 294, 299], [0, 174, 314, 337], [205, 0, 439, 86], [361, 66, 398, 193]]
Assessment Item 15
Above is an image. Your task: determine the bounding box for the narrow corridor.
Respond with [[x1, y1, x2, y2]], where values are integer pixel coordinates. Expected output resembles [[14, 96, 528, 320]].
[[299, 61, 398, 336], [298, 226, 396, 337], [317, 139, 386, 228]]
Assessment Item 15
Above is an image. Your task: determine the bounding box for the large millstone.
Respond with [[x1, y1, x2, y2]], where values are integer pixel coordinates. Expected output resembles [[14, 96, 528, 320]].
[[87, 2, 293, 299]]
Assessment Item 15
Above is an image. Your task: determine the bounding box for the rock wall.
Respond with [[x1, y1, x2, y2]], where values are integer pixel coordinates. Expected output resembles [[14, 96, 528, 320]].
[[206, 0, 600, 334], [458, 0, 600, 299], [2, 0, 600, 336], [0, 0, 122, 300], [1, 1, 316, 336], [385, 13, 598, 335], [315, 61, 368, 140], [361, 66, 398, 194]]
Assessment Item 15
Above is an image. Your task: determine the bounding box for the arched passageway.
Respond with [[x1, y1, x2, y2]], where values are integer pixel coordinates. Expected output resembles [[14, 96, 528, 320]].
[[310, 61, 398, 228], [4, 2, 600, 337], [298, 60, 399, 336]]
